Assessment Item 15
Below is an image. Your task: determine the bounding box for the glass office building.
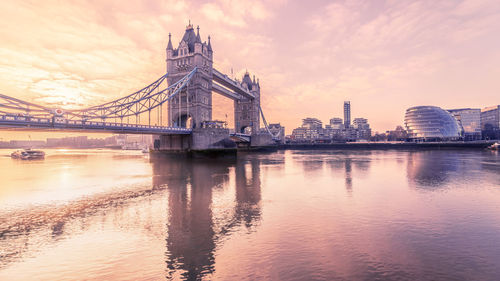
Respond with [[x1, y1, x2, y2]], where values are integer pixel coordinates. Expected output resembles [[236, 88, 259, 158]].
[[481, 105, 500, 130], [404, 106, 463, 141], [481, 105, 500, 140], [448, 108, 481, 140]]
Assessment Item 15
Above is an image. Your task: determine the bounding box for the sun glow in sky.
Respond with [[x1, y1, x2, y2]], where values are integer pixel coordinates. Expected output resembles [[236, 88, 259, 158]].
[[1, 0, 500, 140]]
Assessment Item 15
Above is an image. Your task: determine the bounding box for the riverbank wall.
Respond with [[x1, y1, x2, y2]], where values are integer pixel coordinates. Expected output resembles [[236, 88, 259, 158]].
[[279, 141, 497, 150]]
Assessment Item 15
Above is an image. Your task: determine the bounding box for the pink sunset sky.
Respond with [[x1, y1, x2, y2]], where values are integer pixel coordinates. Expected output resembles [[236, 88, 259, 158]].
[[1, 0, 499, 140]]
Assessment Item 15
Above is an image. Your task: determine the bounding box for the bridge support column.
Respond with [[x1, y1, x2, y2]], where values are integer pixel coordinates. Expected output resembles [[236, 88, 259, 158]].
[[155, 134, 191, 152], [153, 128, 236, 157], [250, 133, 274, 147], [190, 128, 233, 150]]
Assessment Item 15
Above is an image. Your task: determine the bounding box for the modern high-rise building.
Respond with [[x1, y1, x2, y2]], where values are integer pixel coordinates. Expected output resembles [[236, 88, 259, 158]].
[[344, 101, 351, 128], [353, 118, 368, 128], [324, 118, 344, 140], [329, 118, 343, 129], [447, 108, 481, 140], [353, 118, 371, 140], [481, 105, 500, 139], [301, 118, 323, 129], [481, 105, 500, 130], [404, 106, 463, 141], [290, 118, 323, 141]]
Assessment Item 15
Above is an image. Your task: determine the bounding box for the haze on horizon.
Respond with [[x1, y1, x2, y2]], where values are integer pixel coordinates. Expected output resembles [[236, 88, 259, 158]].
[[1, 0, 499, 140]]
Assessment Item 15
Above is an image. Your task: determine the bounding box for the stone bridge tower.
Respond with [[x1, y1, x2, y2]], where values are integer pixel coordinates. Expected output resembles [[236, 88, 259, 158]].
[[166, 23, 213, 129], [234, 72, 260, 134]]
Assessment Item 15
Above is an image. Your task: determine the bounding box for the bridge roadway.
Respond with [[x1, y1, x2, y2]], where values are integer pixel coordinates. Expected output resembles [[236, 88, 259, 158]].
[[229, 133, 251, 143], [0, 114, 253, 142], [0, 114, 192, 135]]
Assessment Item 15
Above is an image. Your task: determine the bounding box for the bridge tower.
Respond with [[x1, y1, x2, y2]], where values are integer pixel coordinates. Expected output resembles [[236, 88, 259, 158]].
[[166, 23, 213, 129], [234, 72, 260, 135]]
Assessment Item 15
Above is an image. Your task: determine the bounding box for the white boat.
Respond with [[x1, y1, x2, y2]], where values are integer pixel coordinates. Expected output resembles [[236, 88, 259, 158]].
[[11, 149, 45, 160], [488, 142, 500, 150]]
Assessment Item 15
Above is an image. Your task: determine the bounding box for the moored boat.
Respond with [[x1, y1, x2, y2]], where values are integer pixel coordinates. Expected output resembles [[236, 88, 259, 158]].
[[11, 149, 45, 160], [487, 142, 500, 150]]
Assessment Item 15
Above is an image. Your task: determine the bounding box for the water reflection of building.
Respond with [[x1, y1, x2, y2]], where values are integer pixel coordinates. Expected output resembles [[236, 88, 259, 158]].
[[344, 158, 352, 192], [481, 151, 500, 180], [150, 156, 263, 280], [296, 151, 372, 193], [406, 151, 475, 189], [340, 153, 371, 192]]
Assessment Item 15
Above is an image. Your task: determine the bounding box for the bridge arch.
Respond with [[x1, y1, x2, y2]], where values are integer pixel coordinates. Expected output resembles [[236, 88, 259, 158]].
[[240, 125, 252, 135], [173, 112, 195, 129]]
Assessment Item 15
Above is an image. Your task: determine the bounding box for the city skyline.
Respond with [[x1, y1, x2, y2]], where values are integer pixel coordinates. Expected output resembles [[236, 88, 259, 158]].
[[1, 0, 500, 140]]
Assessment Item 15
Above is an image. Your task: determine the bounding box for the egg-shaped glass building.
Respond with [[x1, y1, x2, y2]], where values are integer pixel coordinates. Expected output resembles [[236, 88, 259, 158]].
[[404, 106, 463, 141]]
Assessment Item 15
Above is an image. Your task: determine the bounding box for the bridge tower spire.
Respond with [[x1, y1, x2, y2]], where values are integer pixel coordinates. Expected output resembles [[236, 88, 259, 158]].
[[166, 23, 213, 129]]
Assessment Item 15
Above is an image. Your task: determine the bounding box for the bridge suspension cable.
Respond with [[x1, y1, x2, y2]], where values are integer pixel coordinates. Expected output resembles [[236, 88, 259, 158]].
[[0, 93, 54, 118], [0, 68, 198, 123], [258, 105, 280, 140], [69, 68, 197, 121]]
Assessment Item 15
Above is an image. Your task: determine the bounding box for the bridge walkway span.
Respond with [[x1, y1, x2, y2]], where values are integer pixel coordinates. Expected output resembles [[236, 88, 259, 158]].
[[0, 114, 192, 135]]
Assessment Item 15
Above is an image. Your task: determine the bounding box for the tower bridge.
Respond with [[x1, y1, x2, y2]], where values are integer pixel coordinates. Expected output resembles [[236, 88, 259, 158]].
[[0, 23, 279, 154]]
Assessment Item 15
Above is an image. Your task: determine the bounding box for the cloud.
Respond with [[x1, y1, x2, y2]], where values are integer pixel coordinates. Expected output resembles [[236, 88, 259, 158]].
[[0, 0, 190, 109], [201, 3, 247, 27], [453, 0, 500, 16], [200, 0, 275, 28]]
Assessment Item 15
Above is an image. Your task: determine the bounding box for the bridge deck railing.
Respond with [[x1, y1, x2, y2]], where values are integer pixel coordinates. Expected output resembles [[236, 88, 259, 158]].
[[0, 114, 192, 134]]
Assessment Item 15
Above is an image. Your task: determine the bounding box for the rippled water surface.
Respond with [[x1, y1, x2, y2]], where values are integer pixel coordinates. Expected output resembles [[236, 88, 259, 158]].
[[0, 148, 499, 280]]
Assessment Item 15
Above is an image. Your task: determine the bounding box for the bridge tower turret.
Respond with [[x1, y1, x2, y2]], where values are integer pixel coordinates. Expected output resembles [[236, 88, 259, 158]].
[[234, 71, 260, 134], [166, 23, 213, 129]]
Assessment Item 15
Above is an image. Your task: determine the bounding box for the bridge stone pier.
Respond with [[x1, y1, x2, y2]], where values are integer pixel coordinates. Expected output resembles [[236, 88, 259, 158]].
[[155, 128, 231, 152], [154, 23, 275, 155]]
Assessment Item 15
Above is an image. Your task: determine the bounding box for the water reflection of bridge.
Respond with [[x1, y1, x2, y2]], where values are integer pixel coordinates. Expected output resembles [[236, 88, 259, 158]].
[[151, 156, 265, 280]]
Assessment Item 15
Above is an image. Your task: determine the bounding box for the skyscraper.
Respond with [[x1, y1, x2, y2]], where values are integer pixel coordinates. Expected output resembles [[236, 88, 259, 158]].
[[344, 101, 351, 128]]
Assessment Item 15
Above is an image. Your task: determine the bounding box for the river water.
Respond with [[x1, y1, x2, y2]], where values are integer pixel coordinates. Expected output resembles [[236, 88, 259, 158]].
[[0, 148, 499, 280]]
